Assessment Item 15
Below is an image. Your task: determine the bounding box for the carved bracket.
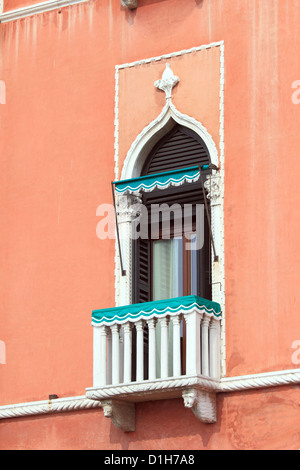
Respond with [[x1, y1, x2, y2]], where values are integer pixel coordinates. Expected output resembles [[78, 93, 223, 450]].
[[182, 388, 217, 424], [101, 399, 135, 432], [121, 0, 138, 9]]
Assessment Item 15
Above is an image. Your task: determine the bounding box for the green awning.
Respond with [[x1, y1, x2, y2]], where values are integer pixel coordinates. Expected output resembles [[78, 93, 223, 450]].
[[92, 295, 221, 327], [113, 166, 208, 195]]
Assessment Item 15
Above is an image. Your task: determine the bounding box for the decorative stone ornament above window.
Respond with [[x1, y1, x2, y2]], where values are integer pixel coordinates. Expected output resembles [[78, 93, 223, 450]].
[[121, 0, 138, 9], [155, 63, 180, 100]]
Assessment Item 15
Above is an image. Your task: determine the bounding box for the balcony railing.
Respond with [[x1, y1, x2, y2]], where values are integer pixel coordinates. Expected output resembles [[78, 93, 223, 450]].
[[86, 295, 221, 431]]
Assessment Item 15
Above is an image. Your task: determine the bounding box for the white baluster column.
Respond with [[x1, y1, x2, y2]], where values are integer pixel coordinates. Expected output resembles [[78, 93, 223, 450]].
[[201, 315, 210, 377], [209, 318, 220, 379], [93, 326, 101, 387], [123, 322, 132, 383], [106, 329, 112, 385], [147, 318, 156, 380], [136, 320, 144, 382], [159, 317, 169, 378], [93, 325, 108, 387], [111, 324, 121, 385], [172, 315, 181, 377], [184, 310, 202, 376]]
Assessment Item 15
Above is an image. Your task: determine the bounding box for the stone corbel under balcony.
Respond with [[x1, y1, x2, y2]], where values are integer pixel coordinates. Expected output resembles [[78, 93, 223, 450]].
[[86, 296, 221, 432], [121, 0, 138, 9]]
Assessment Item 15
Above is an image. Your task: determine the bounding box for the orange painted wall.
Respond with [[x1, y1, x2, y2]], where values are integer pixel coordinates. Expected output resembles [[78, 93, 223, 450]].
[[1, 0, 300, 449]]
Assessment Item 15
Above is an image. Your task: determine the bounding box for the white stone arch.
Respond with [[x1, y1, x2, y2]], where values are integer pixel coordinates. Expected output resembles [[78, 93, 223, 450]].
[[121, 101, 219, 181]]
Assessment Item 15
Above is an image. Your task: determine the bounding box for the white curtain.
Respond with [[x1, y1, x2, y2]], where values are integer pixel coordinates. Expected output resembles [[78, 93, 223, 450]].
[[152, 238, 183, 377]]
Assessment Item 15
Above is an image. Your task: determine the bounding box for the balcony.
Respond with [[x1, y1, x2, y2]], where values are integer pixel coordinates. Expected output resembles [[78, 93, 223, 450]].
[[86, 295, 221, 431]]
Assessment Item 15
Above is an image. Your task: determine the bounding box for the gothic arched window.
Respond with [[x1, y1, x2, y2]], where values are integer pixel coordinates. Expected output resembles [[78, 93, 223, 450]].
[[132, 123, 212, 304]]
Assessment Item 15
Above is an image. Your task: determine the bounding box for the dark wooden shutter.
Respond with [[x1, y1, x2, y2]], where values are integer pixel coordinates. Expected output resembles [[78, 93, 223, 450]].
[[132, 238, 151, 304], [142, 124, 210, 175]]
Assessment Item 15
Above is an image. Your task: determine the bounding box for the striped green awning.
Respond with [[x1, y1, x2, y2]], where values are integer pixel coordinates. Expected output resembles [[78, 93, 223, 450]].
[[92, 295, 221, 327], [113, 166, 208, 195]]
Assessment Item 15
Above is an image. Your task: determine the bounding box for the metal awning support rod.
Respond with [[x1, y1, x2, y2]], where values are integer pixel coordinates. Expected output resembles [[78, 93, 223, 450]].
[[111, 182, 126, 277], [199, 164, 219, 263]]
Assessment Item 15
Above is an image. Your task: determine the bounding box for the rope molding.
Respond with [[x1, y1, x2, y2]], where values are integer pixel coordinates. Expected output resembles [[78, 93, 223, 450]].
[[1, 368, 300, 420], [0, 0, 89, 23], [0, 395, 102, 420]]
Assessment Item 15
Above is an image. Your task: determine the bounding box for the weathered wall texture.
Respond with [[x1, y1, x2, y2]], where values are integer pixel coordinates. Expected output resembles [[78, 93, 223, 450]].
[[1, 387, 300, 450], [1, 0, 300, 449]]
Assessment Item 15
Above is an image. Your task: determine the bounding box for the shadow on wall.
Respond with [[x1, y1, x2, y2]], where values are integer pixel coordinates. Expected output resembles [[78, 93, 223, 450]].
[[122, 0, 204, 25], [135, 0, 204, 6]]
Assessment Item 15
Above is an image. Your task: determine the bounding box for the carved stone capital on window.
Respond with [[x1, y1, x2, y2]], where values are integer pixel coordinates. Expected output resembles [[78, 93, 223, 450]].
[[116, 194, 143, 223], [121, 0, 138, 9], [204, 174, 221, 206]]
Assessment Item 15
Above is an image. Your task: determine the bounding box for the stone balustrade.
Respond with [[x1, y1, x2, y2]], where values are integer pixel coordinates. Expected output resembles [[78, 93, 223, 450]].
[[86, 296, 221, 430]]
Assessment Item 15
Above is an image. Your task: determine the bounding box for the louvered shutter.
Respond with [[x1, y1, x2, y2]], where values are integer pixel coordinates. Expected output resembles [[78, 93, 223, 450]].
[[143, 125, 210, 175], [132, 238, 151, 304]]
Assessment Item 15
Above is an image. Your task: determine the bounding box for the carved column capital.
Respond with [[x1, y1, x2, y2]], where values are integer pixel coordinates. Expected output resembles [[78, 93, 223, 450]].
[[146, 317, 157, 329], [204, 174, 221, 206], [116, 194, 143, 223]]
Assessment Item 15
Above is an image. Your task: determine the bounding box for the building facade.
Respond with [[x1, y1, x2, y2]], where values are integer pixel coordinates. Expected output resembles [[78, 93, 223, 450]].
[[1, 0, 300, 450]]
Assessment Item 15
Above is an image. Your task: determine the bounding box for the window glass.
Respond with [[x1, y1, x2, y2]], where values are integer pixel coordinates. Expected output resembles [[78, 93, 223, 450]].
[[152, 238, 183, 301]]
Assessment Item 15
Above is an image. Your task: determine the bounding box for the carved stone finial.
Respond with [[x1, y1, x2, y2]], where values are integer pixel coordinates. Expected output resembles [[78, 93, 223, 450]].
[[121, 0, 138, 9], [155, 63, 180, 100]]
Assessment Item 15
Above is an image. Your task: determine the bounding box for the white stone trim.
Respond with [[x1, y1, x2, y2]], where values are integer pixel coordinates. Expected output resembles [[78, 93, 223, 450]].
[[0, 395, 102, 420], [1, 368, 300, 420], [218, 42, 226, 376], [86, 375, 220, 401], [220, 368, 300, 393], [0, 0, 89, 23], [120, 100, 219, 181]]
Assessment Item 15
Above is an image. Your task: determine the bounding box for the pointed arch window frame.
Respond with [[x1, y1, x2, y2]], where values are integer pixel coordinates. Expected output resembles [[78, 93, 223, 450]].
[[114, 100, 223, 313]]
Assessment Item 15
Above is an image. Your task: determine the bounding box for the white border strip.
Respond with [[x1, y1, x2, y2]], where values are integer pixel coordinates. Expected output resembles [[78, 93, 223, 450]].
[[0, 395, 101, 420], [0, 0, 88, 23], [1, 368, 300, 420]]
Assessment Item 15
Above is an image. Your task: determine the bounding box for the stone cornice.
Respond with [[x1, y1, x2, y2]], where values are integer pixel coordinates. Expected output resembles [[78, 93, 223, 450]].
[[0, 0, 89, 23], [1, 368, 300, 421], [0, 395, 101, 420]]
